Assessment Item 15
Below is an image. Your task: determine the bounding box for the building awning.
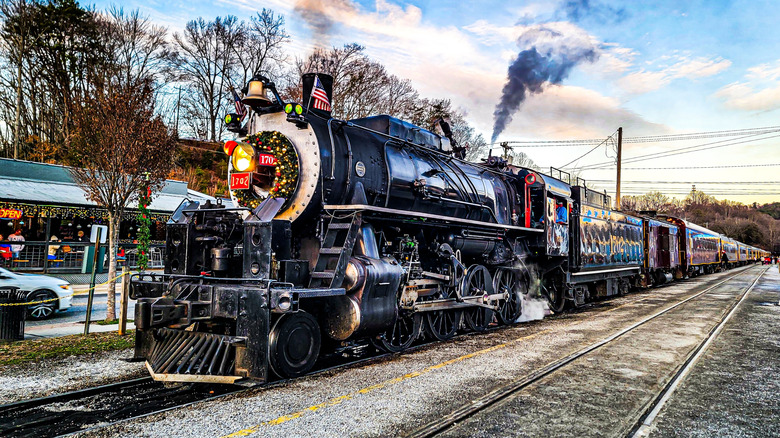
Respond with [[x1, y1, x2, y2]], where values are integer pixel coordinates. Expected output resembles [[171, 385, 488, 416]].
[[0, 158, 214, 216]]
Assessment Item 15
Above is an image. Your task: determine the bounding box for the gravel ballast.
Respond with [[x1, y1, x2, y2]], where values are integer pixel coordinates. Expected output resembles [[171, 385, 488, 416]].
[[76, 266, 765, 438], [0, 349, 146, 404]]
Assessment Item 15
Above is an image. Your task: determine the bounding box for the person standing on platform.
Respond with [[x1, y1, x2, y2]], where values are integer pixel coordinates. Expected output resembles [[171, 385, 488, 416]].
[[9, 229, 25, 258]]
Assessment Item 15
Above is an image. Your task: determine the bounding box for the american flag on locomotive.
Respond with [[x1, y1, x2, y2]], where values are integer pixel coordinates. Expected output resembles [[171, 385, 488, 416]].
[[311, 75, 331, 111]]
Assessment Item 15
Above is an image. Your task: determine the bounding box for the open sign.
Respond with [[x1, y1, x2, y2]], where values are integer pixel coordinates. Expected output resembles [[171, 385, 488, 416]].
[[257, 154, 277, 166], [230, 172, 252, 190], [0, 208, 22, 220]]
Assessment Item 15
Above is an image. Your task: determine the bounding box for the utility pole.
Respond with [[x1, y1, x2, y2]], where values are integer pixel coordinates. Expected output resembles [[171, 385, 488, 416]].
[[500, 142, 511, 161], [615, 127, 623, 210], [175, 86, 182, 138]]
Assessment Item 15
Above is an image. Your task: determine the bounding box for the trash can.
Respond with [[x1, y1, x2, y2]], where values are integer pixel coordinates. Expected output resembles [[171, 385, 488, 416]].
[[0, 286, 27, 342]]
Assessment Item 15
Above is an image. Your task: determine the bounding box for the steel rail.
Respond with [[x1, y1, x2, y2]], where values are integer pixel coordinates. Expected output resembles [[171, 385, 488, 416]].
[[405, 266, 765, 438], [0, 377, 153, 416], [628, 266, 767, 437]]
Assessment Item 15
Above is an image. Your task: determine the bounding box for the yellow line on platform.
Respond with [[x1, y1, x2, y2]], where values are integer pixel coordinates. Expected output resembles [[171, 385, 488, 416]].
[[220, 328, 552, 437]]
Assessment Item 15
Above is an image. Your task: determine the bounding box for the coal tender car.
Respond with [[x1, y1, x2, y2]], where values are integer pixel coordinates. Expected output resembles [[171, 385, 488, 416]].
[[130, 73, 768, 384]]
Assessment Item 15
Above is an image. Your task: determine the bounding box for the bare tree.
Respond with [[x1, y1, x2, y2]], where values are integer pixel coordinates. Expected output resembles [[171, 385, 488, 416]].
[[103, 7, 173, 88], [638, 191, 670, 211], [0, 0, 36, 159], [173, 16, 242, 141], [68, 78, 174, 321], [233, 9, 289, 86], [0, 0, 108, 159], [383, 75, 419, 120]]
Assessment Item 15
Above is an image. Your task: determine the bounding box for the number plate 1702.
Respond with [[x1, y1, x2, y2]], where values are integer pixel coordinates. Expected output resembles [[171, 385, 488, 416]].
[[230, 172, 252, 190]]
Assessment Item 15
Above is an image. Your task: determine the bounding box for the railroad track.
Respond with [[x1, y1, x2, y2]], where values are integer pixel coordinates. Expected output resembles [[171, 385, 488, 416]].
[[0, 336, 453, 438], [0, 265, 756, 437], [406, 265, 767, 438]]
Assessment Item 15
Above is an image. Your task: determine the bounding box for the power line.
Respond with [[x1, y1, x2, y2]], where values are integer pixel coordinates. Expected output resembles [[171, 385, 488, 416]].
[[619, 163, 780, 170], [558, 130, 618, 169], [587, 180, 780, 185], [492, 125, 780, 147], [571, 132, 780, 171]]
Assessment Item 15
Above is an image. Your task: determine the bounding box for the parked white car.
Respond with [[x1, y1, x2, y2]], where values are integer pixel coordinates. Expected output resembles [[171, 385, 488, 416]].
[[0, 267, 73, 319]]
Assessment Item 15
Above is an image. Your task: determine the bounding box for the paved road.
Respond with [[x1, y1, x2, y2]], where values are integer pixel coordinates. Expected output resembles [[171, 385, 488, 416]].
[[25, 290, 135, 327], [23, 287, 136, 339]]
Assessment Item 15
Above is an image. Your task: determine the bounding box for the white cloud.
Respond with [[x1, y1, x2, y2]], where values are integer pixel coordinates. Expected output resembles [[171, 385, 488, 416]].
[[669, 57, 731, 78], [617, 70, 670, 94], [746, 61, 780, 81], [715, 59, 780, 112], [716, 82, 780, 112], [212, 1, 667, 142], [616, 55, 731, 94]]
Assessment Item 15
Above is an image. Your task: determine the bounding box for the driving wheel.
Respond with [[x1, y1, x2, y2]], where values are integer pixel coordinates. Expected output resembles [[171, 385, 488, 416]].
[[424, 286, 462, 341], [493, 268, 524, 325], [372, 311, 421, 353], [462, 265, 495, 332], [545, 284, 567, 313]]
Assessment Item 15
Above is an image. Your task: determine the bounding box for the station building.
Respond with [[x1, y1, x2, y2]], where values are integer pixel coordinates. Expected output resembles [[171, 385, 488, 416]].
[[0, 158, 214, 274]]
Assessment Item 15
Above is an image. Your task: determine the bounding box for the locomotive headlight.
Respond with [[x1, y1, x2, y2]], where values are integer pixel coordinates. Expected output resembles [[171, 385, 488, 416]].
[[232, 143, 256, 172], [294, 104, 303, 115], [284, 103, 293, 114]]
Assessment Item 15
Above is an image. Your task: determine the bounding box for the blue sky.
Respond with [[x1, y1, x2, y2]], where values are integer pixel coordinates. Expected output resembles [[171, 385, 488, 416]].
[[90, 0, 780, 203]]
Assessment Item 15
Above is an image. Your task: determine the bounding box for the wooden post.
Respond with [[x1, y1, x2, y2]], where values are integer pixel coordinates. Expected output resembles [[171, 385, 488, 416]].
[[615, 127, 623, 210], [118, 266, 129, 335]]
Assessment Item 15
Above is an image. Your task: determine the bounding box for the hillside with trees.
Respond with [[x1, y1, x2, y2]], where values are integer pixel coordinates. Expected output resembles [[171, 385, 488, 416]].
[[621, 190, 779, 253]]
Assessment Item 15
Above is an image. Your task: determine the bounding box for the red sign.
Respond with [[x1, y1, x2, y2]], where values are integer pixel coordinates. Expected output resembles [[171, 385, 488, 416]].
[[230, 173, 252, 190], [0, 208, 22, 220], [257, 154, 277, 166]]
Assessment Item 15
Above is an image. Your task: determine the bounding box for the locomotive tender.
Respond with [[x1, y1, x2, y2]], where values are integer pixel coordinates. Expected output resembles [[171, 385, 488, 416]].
[[130, 73, 769, 384]]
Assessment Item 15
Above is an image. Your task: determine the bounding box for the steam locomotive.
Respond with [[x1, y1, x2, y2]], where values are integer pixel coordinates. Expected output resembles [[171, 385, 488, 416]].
[[130, 73, 769, 384]]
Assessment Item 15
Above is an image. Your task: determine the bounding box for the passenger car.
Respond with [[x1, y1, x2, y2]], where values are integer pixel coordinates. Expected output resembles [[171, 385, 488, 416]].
[[0, 267, 73, 319]]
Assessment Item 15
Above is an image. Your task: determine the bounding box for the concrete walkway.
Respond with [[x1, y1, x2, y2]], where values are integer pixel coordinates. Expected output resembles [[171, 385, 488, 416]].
[[24, 320, 136, 339]]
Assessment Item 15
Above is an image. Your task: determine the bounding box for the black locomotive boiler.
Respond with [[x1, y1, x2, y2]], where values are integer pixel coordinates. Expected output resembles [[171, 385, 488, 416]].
[[130, 73, 769, 384]]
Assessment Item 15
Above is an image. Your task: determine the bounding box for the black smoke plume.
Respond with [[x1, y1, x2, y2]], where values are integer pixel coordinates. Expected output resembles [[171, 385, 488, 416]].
[[491, 31, 599, 143]]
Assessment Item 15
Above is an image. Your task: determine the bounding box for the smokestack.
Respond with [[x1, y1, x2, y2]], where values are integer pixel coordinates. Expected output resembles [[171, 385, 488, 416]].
[[302, 73, 333, 117]]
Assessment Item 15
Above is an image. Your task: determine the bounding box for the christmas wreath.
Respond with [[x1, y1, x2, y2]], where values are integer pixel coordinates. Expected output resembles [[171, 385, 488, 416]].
[[231, 131, 300, 209]]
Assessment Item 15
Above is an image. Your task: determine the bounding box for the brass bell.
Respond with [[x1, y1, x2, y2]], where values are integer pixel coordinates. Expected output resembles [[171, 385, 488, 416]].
[[242, 75, 272, 107]]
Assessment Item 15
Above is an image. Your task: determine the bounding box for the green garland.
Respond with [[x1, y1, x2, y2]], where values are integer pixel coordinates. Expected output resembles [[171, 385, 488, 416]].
[[232, 131, 299, 209], [137, 185, 151, 270]]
